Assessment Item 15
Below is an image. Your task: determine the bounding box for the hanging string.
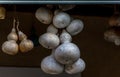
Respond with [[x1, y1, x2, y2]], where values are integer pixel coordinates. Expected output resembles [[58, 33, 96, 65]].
[[13, 18, 16, 28], [114, 4, 119, 14]]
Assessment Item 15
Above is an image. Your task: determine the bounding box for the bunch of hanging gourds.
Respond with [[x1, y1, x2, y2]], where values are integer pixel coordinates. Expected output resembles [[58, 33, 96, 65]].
[[35, 5, 86, 74], [104, 5, 120, 46], [2, 19, 34, 55]]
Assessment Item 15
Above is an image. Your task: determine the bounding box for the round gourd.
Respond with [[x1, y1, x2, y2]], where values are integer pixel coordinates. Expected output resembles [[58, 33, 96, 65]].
[[39, 33, 60, 49], [2, 40, 18, 55], [60, 30, 72, 43], [66, 19, 84, 36], [53, 12, 71, 28], [41, 55, 64, 74], [19, 38, 34, 53], [65, 58, 86, 74], [54, 43, 80, 64], [35, 7, 53, 24], [47, 24, 58, 34]]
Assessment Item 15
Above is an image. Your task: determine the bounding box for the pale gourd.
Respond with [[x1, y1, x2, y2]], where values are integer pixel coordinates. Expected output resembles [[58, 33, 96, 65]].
[[2, 40, 18, 55], [18, 31, 27, 41], [65, 58, 86, 74], [7, 28, 18, 41], [41, 55, 64, 74], [39, 33, 60, 49], [60, 30, 72, 43], [66, 19, 84, 36], [54, 43, 80, 64], [35, 7, 53, 24], [47, 24, 58, 34], [53, 12, 71, 28], [19, 38, 34, 53]]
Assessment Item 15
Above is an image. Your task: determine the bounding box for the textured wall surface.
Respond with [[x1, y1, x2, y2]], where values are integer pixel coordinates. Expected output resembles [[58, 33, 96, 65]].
[[0, 12, 119, 77]]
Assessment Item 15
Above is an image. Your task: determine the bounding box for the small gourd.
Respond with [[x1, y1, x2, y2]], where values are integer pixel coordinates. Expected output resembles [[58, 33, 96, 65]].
[[54, 30, 80, 64], [39, 33, 60, 49], [41, 55, 64, 74], [65, 58, 86, 74], [47, 24, 58, 34], [2, 40, 18, 55], [60, 30, 72, 43], [35, 7, 53, 24], [66, 19, 84, 36], [19, 31, 34, 53], [7, 28, 18, 41], [53, 12, 71, 28]]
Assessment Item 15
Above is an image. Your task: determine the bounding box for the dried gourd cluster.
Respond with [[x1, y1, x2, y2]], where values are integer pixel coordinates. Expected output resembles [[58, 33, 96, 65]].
[[35, 5, 86, 74], [104, 12, 120, 46], [2, 19, 34, 55]]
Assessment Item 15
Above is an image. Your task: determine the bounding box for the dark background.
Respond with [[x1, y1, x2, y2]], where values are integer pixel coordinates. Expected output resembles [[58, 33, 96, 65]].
[[0, 4, 119, 77]]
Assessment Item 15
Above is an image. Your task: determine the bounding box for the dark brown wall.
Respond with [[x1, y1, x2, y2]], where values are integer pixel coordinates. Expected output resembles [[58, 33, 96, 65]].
[[0, 11, 120, 77]]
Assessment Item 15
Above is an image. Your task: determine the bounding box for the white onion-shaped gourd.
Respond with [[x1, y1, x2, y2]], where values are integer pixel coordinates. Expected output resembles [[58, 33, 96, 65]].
[[59, 5, 76, 11], [41, 55, 64, 74], [60, 30, 72, 43], [18, 31, 27, 41], [7, 28, 18, 41], [65, 58, 86, 74], [35, 7, 53, 24], [39, 33, 60, 49], [54, 43, 80, 64], [47, 24, 58, 34], [66, 19, 84, 36], [19, 38, 34, 53], [53, 12, 71, 28], [2, 40, 18, 55]]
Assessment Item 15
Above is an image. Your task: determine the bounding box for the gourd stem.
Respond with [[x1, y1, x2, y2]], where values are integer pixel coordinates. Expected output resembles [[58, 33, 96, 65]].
[[13, 18, 16, 28], [16, 19, 20, 32]]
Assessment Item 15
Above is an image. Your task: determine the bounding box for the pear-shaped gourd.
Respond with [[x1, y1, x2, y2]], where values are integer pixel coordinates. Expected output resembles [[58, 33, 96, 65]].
[[53, 12, 71, 28], [19, 38, 34, 53], [65, 58, 86, 74], [59, 5, 76, 11], [19, 31, 34, 53], [7, 28, 18, 41], [18, 31, 27, 41], [60, 30, 72, 43], [66, 19, 84, 36], [47, 24, 58, 34], [2, 40, 18, 55], [54, 43, 80, 64], [39, 33, 60, 49], [35, 7, 53, 24], [41, 55, 64, 74]]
